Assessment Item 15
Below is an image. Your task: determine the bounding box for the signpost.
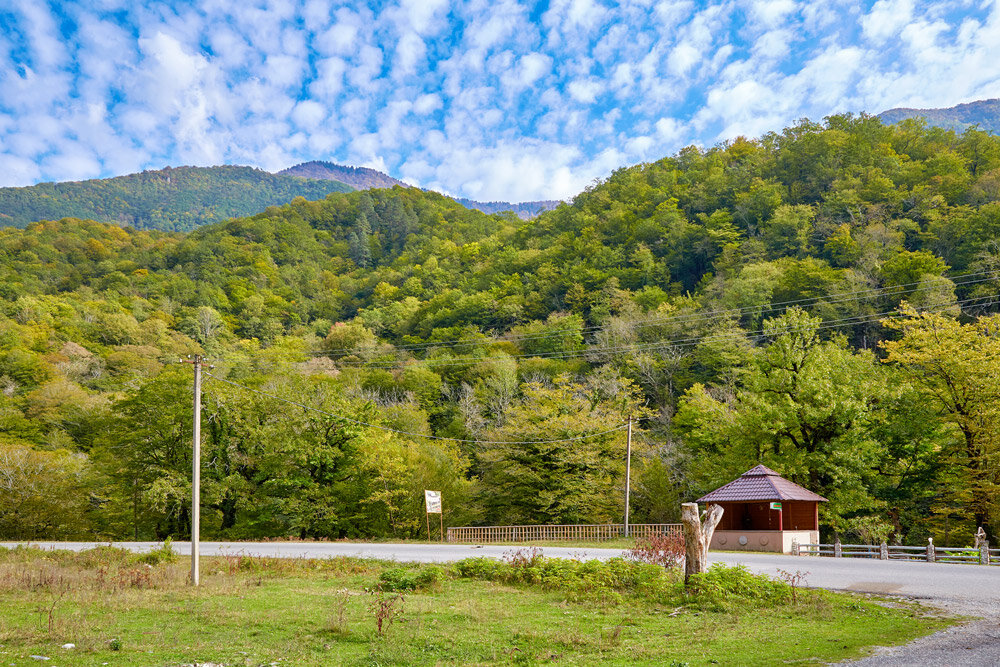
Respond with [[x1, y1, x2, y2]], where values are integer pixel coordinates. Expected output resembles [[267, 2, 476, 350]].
[[425, 490, 443, 541], [770, 502, 782, 530]]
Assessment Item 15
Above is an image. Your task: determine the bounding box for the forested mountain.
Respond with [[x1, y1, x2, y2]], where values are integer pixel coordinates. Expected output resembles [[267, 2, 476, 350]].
[[4, 114, 1000, 549], [879, 99, 1000, 134], [279, 161, 408, 189], [282, 160, 559, 218], [0, 165, 353, 231], [453, 196, 560, 218]]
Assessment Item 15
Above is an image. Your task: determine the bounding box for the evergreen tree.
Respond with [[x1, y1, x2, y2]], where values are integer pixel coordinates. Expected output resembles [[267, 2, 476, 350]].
[[350, 211, 372, 268]]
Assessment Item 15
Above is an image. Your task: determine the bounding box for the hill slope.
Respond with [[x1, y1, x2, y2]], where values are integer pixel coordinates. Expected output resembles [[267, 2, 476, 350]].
[[0, 165, 353, 231], [279, 161, 407, 189], [878, 99, 1000, 134], [4, 115, 1000, 542], [281, 160, 559, 218]]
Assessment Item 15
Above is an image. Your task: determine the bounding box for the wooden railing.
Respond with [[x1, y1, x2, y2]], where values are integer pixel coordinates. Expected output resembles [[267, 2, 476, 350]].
[[794, 539, 1000, 565], [446, 523, 682, 544]]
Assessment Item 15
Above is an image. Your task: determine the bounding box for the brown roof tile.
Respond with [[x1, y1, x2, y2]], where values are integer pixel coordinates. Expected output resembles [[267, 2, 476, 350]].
[[696, 465, 828, 503]]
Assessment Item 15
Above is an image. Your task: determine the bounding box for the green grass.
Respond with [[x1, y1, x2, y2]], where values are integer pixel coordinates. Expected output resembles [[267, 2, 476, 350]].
[[0, 546, 952, 666]]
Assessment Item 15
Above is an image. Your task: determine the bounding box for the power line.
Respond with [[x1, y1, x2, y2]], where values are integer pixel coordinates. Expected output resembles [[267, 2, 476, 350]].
[[203, 371, 630, 445], [309, 269, 1000, 356], [324, 293, 1000, 369]]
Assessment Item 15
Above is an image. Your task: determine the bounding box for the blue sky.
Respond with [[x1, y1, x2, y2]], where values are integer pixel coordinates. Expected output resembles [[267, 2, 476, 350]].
[[2, 0, 999, 201]]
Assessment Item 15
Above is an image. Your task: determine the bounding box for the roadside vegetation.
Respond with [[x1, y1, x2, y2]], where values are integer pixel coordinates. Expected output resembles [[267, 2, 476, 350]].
[[0, 546, 950, 666]]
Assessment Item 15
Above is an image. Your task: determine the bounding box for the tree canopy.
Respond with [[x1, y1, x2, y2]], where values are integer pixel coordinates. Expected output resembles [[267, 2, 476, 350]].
[[4, 115, 1000, 544]]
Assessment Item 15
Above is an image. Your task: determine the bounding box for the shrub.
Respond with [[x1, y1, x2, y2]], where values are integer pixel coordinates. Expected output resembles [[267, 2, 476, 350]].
[[132, 538, 177, 566], [454, 553, 676, 604], [414, 565, 445, 591], [378, 565, 446, 592], [378, 567, 417, 592], [684, 564, 790, 611], [626, 532, 685, 569], [454, 557, 501, 580]]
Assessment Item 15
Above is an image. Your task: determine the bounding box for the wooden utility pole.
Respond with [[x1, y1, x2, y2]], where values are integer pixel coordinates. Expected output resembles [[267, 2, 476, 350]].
[[624, 417, 632, 538], [191, 354, 202, 586]]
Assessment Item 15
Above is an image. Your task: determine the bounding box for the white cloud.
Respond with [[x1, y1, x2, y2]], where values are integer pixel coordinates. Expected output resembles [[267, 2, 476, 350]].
[[4, 0, 1000, 205], [394, 0, 450, 37], [291, 100, 327, 129], [413, 93, 443, 115], [0, 153, 42, 186], [393, 32, 427, 76], [518, 53, 552, 87], [750, 0, 797, 28], [567, 78, 603, 103], [861, 0, 915, 41]]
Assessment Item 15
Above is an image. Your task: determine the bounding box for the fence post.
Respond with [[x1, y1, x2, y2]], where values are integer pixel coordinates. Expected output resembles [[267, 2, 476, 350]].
[[834, 540, 842, 558], [981, 540, 990, 565], [791, 538, 799, 556], [926, 537, 935, 562], [879, 541, 888, 560]]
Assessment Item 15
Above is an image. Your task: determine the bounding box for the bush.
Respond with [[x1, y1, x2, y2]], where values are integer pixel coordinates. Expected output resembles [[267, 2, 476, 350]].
[[132, 538, 178, 566], [626, 532, 684, 569], [414, 565, 445, 590], [684, 564, 790, 611], [378, 564, 446, 592], [454, 557, 501, 580], [454, 551, 676, 604], [378, 567, 417, 592]]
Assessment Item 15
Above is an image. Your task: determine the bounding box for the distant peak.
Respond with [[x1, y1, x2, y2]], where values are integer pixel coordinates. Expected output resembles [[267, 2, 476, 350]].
[[277, 161, 561, 219], [878, 98, 1000, 134], [278, 161, 409, 190]]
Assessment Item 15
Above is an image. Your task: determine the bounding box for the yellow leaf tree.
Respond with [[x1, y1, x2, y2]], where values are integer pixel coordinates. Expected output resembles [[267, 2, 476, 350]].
[[881, 308, 1000, 539]]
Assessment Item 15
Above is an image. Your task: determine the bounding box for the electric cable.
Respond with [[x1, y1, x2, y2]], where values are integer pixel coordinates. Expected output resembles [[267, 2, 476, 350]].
[[309, 269, 1000, 356], [322, 293, 1000, 369], [203, 371, 630, 445]]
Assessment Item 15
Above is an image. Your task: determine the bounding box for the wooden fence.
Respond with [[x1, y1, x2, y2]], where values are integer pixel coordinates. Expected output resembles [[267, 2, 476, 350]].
[[795, 539, 1000, 565], [446, 523, 682, 544]]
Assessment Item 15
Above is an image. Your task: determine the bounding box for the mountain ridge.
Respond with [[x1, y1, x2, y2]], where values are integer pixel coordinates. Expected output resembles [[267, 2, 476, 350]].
[[0, 165, 353, 231], [280, 160, 560, 219], [878, 98, 1000, 134]]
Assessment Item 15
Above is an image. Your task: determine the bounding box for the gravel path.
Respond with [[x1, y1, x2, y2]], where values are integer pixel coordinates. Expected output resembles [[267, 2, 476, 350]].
[[6, 541, 999, 664]]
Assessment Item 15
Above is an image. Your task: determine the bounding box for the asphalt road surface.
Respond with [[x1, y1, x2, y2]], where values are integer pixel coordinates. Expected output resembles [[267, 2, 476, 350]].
[[5, 541, 999, 664]]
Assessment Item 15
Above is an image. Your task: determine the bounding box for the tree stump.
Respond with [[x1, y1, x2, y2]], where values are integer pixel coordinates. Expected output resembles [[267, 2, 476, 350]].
[[681, 502, 724, 585]]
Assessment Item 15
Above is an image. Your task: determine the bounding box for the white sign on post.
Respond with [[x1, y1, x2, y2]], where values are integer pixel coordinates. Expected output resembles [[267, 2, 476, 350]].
[[425, 490, 442, 514]]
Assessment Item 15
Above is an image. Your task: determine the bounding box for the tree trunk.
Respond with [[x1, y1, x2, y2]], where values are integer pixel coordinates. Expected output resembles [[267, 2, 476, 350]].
[[682, 502, 724, 585]]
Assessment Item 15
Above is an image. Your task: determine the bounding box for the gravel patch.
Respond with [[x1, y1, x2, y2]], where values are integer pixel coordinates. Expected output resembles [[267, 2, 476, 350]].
[[847, 598, 1000, 666]]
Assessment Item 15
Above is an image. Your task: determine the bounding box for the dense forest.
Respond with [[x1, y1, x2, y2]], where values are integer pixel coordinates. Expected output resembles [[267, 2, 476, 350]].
[[3, 114, 1000, 547], [0, 166, 353, 231]]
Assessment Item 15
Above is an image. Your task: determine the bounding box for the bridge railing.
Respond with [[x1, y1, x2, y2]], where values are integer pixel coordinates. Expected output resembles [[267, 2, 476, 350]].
[[794, 539, 999, 565], [446, 523, 682, 544]]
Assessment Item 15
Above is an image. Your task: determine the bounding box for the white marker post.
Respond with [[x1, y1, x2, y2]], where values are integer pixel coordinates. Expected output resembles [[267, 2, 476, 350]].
[[425, 490, 443, 542]]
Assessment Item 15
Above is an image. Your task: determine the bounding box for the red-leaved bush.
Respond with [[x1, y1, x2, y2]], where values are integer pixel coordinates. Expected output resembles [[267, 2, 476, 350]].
[[625, 532, 685, 569]]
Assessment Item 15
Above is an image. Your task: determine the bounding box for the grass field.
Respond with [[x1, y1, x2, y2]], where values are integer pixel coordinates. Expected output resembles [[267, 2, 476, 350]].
[[0, 545, 952, 666]]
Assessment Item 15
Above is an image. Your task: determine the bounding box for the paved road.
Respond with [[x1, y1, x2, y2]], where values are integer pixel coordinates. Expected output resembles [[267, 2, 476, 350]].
[[6, 541, 1000, 664]]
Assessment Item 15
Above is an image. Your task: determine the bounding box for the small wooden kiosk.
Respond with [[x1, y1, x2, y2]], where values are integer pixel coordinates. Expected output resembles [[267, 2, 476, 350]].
[[697, 465, 827, 554]]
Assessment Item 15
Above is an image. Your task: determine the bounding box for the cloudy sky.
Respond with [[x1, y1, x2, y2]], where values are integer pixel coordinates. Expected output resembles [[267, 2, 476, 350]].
[[2, 0, 999, 201]]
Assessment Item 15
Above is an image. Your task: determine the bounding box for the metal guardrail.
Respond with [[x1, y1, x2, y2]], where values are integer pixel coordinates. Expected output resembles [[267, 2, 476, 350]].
[[446, 523, 682, 544], [795, 540, 998, 565]]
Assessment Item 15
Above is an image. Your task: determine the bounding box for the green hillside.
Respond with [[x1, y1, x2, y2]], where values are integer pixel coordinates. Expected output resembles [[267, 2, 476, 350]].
[[879, 98, 1000, 134], [0, 165, 353, 231], [3, 114, 1000, 546]]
